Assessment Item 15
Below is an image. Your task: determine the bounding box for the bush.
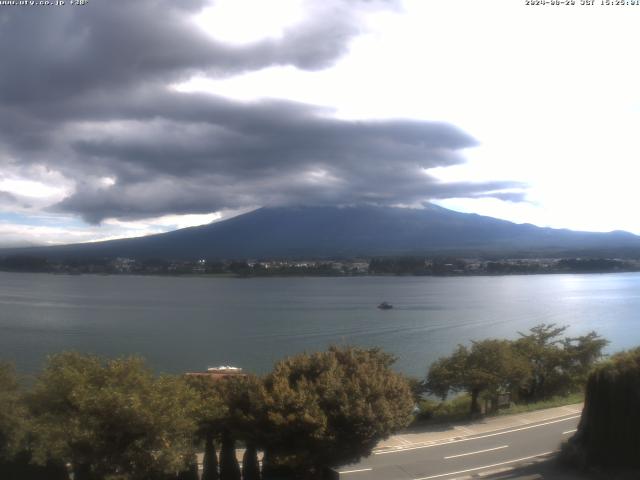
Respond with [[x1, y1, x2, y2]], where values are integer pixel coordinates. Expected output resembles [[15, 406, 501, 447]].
[[415, 394, 472, 423], [561, 347, 640, 473]]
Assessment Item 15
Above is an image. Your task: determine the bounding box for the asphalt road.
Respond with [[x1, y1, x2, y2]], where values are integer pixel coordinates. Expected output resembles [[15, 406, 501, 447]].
[[335, 412, 580, 480]]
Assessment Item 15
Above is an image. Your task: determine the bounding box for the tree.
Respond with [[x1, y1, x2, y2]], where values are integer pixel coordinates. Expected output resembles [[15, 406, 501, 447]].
[[561, 331, 609, 391], [187, 376, 226, 480], [242, 443, 260, 480], [427, 326, 609, 414], [562, 347, 640, 471], [187, 374, 263, 480], [219, 430, 241, 480], [0, 363, 27, 461], [261, 346, 413, 478], [177, 455, 199, 480], [28, 352, 199, 480], [514, 324, 569, 401], [0, 363, 34, 480], [425, 345, 468, 401], [201, 431, 219, 480], [426, 340, 530, 415], [211, 376, 263, 480], [515, 324, 607, 401]]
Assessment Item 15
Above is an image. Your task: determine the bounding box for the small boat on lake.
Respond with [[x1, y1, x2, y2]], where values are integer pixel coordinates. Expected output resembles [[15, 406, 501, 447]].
[[377, 301, 393, 310]]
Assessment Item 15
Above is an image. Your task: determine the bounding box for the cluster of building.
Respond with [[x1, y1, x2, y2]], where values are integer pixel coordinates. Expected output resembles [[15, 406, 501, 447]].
[[4, 254, 640, 276]]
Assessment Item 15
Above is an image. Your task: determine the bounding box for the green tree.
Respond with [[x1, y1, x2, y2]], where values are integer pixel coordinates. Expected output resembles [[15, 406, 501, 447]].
[[425, 345, 468, 401], [177, 455, 199, 480], [211, 376, 263, 480], [561, 331, 609, 391], [187, 376, 226, 480], [201, 431, 219, 480], [427, 340, 530, 415], [187, 374, 263, 480], [28, 352, 199, 480], [219, 430, 240, 480], [514, 324, 569, 401], [0, 363, 36, 480], [261, 346, 413, 478], [562, 347, 640, 471], [242, 444, 260, 480], [515, 324, 607, 401], [405, 376, 426, 404], [0, 363, 27, 461], [428, 326, 608, 413]]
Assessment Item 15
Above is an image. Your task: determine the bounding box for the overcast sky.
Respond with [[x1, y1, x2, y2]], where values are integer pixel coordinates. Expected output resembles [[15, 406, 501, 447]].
[[1, 0, 640, 246]]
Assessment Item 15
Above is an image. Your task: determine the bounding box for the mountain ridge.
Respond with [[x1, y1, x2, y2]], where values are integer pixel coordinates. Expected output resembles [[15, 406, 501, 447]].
[[2, 205, 640, 260]]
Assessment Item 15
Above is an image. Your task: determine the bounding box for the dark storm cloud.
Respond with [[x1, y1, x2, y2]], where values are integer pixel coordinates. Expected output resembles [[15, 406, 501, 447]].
[[0, 0, 523, 224], [0, 0, 388, 104]]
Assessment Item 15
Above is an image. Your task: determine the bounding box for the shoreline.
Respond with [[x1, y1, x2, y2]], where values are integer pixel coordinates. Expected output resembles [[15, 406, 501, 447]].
[[1, 269, 639, 279]]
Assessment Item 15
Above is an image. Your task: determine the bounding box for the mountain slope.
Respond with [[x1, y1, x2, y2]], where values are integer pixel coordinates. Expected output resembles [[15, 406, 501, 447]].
[[3, 205, 640, 260]]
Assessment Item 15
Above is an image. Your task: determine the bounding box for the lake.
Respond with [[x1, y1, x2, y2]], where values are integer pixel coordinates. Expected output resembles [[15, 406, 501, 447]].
[[1, 271, 639, 378]]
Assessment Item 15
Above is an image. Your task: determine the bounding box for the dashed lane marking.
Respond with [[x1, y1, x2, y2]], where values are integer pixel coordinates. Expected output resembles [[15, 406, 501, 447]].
[[444, 445, 508, 460], [374, 415, 580, 455], [413, 451, 554, 480], [338, 468, 373, 474]]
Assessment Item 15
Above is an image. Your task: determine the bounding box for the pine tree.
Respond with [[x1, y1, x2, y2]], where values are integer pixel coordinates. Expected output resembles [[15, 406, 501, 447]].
[[219, 430, 241, 480], [42, 458, 70, 480], [242, 443, 260, 480], [202, 432, 219, 480], [177, 456, 199, 480]]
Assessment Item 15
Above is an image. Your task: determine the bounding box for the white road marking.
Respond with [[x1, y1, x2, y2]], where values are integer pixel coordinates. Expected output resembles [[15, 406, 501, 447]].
[[562, 429, 577, 435], [413, 451, 554, 480], [444, 445, 508, 460], [375, 415, 580, 455], [338, 468, 373, 474]]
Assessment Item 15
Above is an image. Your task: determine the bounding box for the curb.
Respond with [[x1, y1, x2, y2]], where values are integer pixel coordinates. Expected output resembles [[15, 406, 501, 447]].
[[373, 406, 583, 454]]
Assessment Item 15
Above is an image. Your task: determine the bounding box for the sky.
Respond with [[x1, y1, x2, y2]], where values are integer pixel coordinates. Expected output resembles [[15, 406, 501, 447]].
[[1, 0, 640, 246]]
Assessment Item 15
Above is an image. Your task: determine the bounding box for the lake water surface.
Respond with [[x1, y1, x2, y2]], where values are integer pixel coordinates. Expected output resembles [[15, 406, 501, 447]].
[[1, 272, 639, 377]]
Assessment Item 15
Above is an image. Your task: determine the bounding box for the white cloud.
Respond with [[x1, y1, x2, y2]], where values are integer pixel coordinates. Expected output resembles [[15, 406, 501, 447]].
[[177, 0, 640, 234], [192, 0, 306, 45], [0, 207, 256, 247], [6, 0, 640, 244]]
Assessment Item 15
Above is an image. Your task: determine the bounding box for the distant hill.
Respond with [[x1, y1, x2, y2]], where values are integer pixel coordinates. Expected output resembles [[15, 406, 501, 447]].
[[3, 205, 640, 260]]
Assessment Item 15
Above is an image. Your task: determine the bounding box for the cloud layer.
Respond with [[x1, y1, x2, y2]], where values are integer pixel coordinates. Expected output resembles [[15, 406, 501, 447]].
[[0, 0, 522, 224]]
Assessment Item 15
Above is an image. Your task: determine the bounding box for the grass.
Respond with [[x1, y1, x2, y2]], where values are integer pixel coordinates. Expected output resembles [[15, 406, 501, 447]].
[[497, 392, 584, 416], [413, 394, 472, 425], [412, 391, 584, 427]]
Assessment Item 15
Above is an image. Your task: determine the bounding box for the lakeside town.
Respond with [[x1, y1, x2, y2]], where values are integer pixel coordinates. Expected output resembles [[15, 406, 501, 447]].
[[2, 254, 640, 276]]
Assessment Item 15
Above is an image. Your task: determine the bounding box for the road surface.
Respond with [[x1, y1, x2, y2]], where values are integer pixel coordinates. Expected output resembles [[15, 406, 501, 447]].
[[335, 411, 580, 480]]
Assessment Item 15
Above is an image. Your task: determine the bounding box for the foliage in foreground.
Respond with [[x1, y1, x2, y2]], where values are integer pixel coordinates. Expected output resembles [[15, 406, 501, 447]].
[[414, 394, 472, 423], [561, 347, 640, 472], [28, 352, 200, 480], [261, 346, 414, 476], [425, 324, 607, 415], [0, 346, 414, 480], [0, 363, 27, 461]]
